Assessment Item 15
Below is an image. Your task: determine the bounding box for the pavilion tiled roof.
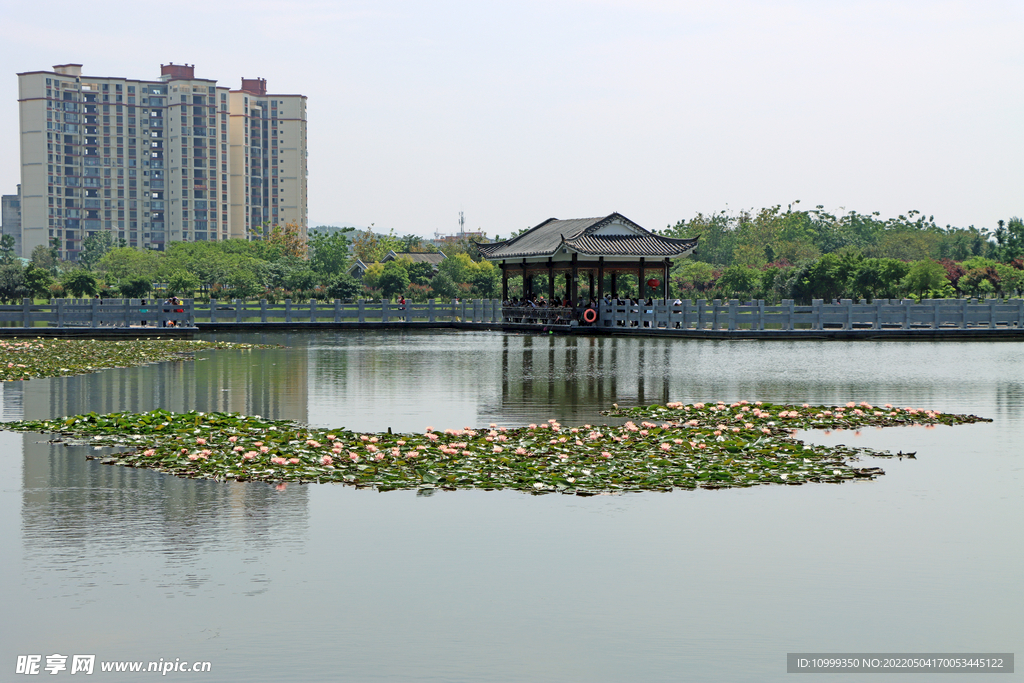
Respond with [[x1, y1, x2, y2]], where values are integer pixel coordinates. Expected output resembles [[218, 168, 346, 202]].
[[477, 213, 697, 260]]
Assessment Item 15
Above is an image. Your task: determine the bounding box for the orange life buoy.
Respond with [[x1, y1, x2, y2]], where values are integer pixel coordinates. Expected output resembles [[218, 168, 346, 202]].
[[583, 308, 598, 323]]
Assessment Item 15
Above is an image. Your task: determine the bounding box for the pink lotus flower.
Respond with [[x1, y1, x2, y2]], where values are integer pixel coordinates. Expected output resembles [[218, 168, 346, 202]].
[[349, 452, 359, 462], [745, 423, 754, 429], [426, 433, 439, 441], [243, 452, 257, 460], [254, 441, 264, 447], [233, 446, 244, 452], [366, 444, 378, 453], [731, 427, 740, 433], [697, 444, 707, 449], [195, 438, 207, 445], [462, 450, 472, 456], [288, 457, 300, 464], [528, 424, 537, 429], [188, 454, 200, 461], [369, 436, 379, 443], [601, 451, 612, 458], [306, 440, 320, 447], [321, 455, 333, 466], [639, 429, 649, 436], [228, 436, 238, 443], [576, 439, 584, 446], [660, 443, 671, 451], [396, 440, 406, 446], [260, 446, 270, 453], [143, 449, 155, 457], [360, 435, 369, 441], [713, 430, 721, 436], [673, 439, 683, 444], [515, 447, 528, 455], [327, 434, 336, 441]]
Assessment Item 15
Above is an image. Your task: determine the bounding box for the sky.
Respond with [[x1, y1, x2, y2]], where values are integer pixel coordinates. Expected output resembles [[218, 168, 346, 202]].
[[3, 0, 1022, 240]]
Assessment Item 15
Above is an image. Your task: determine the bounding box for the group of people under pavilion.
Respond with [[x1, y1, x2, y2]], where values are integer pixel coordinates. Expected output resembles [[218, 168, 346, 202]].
[[476, 213, 699, 315]]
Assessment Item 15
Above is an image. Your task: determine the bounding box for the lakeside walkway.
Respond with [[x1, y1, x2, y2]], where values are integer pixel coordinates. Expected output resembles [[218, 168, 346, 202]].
[[0, 297, 1022, 340]]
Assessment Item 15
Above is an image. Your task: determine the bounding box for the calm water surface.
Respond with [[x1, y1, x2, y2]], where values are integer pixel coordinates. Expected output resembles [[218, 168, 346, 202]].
[[1, 331, 1021, 682]]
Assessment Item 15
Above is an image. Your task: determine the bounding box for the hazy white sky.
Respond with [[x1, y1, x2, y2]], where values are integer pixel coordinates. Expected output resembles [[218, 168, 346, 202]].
[[4, 0, 1022, 239]]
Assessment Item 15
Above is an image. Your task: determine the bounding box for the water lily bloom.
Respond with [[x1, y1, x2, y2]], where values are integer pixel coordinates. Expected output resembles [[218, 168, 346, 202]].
[[697, 444, 707, 449], [327, 434, 336, 441], [306, 440, 320, 447], [260, 446, 270, 453], [660, 443, 672, 452], [493, 446, 503, 453], [254, 442, 264, 447], [195, 438, 207, 445], [745, 423, 754, 429], [576, 439, 584, 446], [673, 439, 683, 444], [288, 457, 300, 464], [639, 429, 648, 436], [360, 435, 370, 441], [143, 449, 156, 456], [601, 451, 612, 458], [243, 452, 257, 460], [396, 440, 406, 446], [528, 424, 537, 429], [349, 453, 359, 462], [762, 428, 771, 434], [228, 436, 238, 443], [366, 444, 378, 453], [425, 426, 434, 432], [321, 455, 333, 466], [731, 427, 740, 433], [188, 454, 199, 461], [515, 447, 528, 455], [426, 433, 439, 441], [713, 430, 721, 436]]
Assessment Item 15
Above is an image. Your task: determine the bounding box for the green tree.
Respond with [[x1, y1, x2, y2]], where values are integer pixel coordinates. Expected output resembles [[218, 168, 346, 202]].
[[167, 270, 200, 298], [0, 263, 29, 303], [80, 231, 116, 270], [361, 262, 385, 290], [0, 234, 16, 265], [308, 228, 354, 276], [902, 259, 947, 299], [995, 218, 1024, 263], [23, 265, 54, 300], [327, 273, 362, 300], [378, 260, 411, 300], [717, 265, 760, 298], [61, 269, 99, 298], [98, 247, 161, 284], [31, 243, 59, 274], [430, 270, 458, 299], [352, 227, 402, 264], [119, 277, 152, 299], [469, 260, 500, 298]]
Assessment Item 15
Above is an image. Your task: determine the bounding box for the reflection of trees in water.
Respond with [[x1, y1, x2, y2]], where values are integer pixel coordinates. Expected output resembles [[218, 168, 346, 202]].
[[14, 340, 306, 423], [995, 382, 1024, 419], [20, 435, 308, 596]]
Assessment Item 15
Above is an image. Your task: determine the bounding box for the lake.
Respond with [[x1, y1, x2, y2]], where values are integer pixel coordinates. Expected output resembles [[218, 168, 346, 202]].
[[1, 330, 1020, 681]]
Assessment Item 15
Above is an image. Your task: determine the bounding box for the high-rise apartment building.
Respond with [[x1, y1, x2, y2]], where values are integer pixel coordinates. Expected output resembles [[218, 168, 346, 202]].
[[16, 63, 307, 261]]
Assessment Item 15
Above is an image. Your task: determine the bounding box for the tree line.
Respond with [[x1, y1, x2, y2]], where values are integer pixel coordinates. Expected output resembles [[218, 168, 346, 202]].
[[0, 223, 499, 304], [658, 204, 1024, 303]]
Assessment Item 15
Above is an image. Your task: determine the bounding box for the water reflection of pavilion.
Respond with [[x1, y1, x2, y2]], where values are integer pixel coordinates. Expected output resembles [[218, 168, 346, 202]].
[[499, 335, 675, 413]]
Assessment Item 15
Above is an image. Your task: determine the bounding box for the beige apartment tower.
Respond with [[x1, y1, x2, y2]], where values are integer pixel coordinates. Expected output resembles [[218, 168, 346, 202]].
[[16, 63, 307, 261]]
